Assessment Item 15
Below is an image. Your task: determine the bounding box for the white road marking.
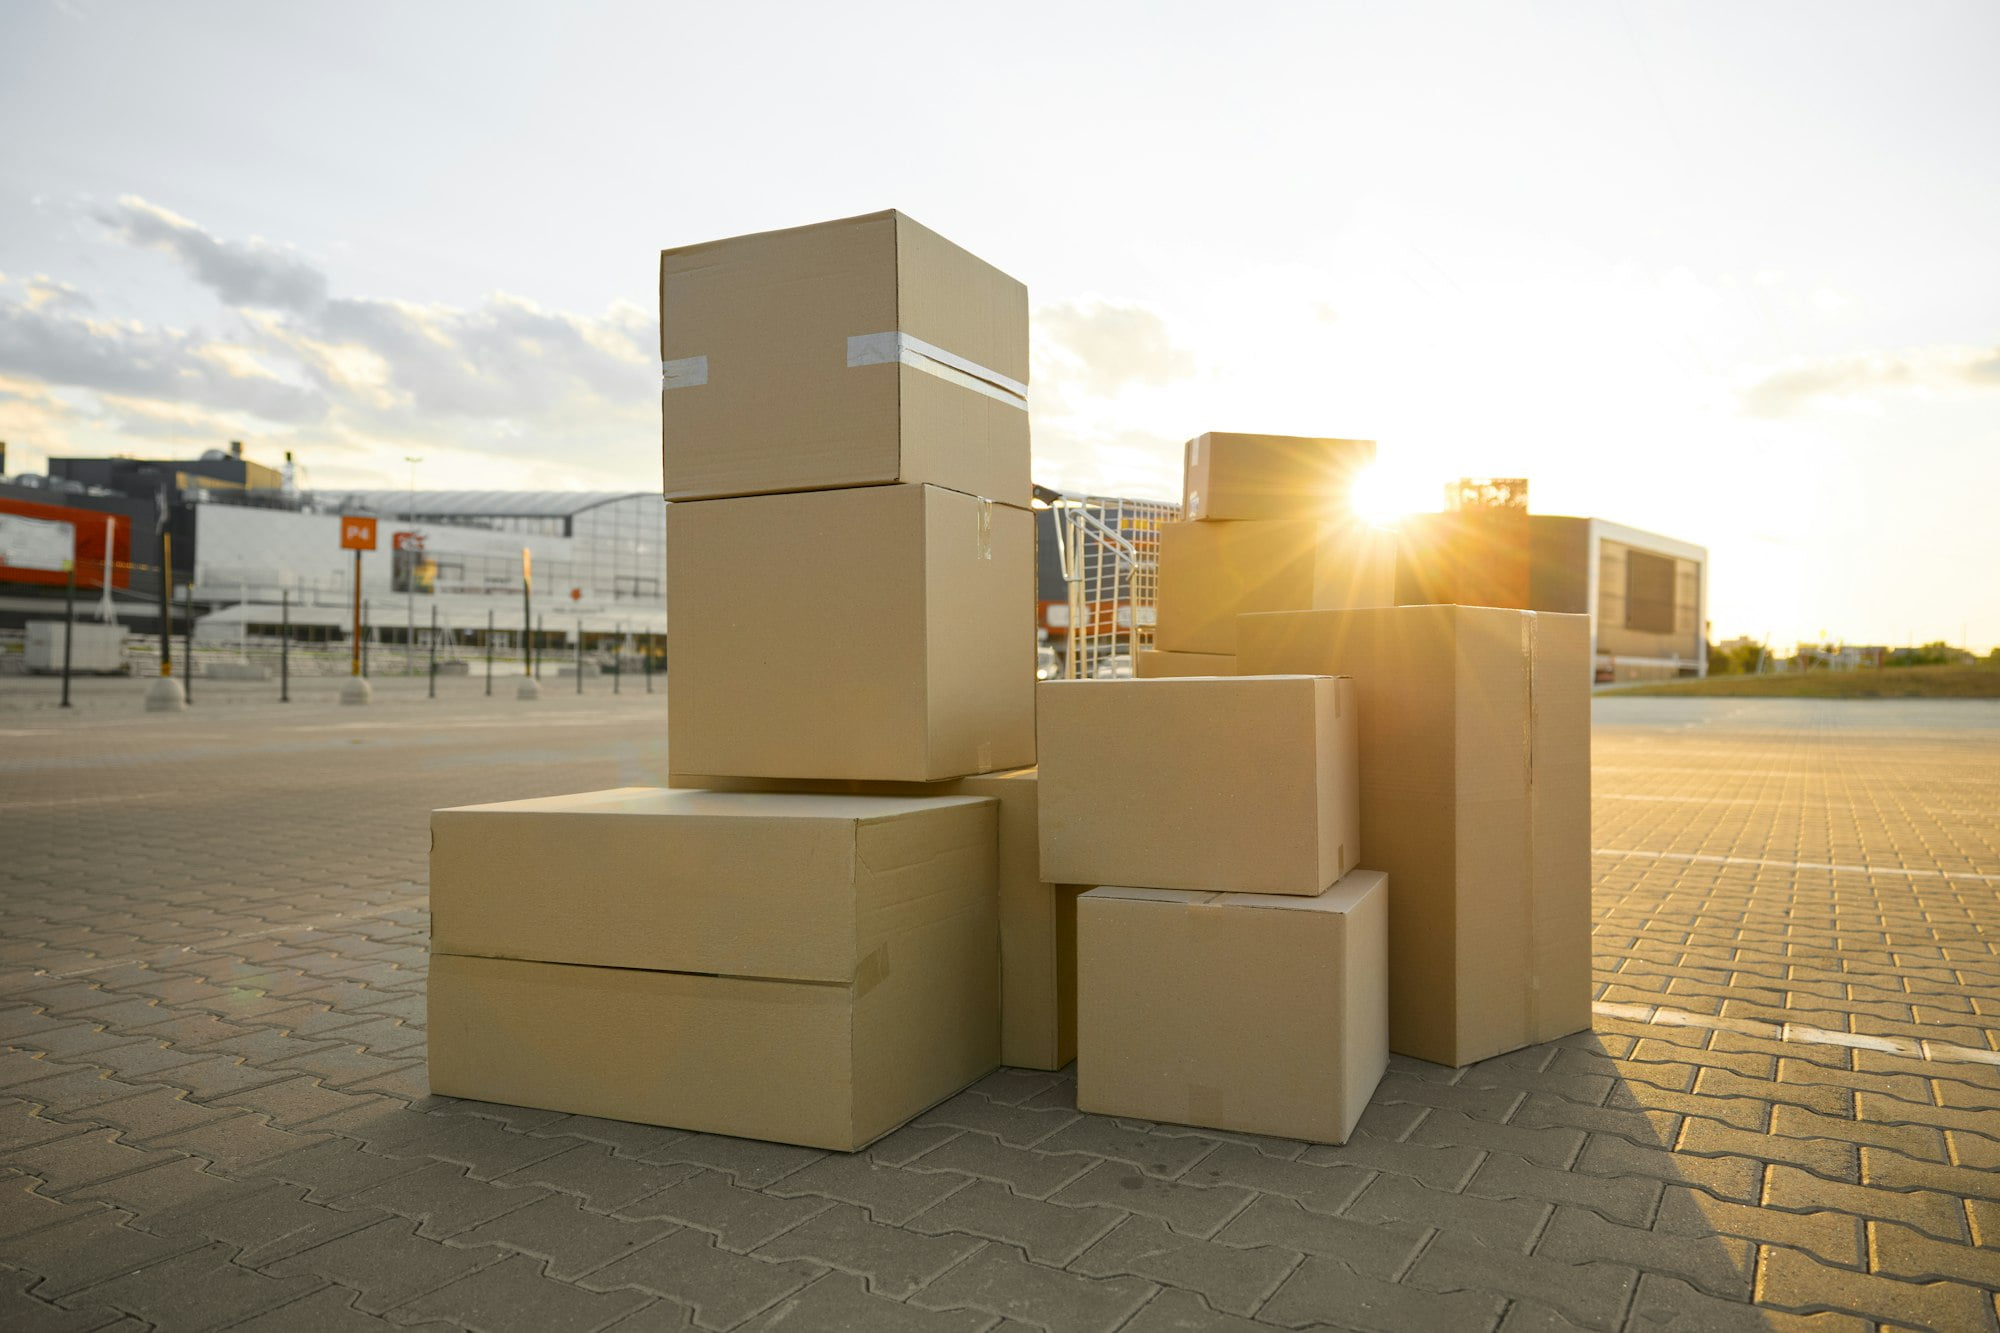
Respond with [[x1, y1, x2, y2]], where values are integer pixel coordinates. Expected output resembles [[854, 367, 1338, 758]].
[[1593, 1000, 2000, 1067], [1592, 848, 2000, 884]]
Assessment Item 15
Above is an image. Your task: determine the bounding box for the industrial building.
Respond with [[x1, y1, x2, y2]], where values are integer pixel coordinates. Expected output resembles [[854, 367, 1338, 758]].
[[1, 446, 666, 661]]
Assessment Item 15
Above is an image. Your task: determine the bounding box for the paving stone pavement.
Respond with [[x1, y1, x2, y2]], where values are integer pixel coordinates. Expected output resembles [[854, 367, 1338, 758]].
[[2, 688, 1998, 1332]]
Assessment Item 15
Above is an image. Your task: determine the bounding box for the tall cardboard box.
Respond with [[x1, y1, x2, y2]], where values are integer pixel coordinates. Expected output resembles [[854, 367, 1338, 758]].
[[1077, 871, 1389, 1144], [1037, 676, 1359, 895], [956, 770, 1087, 1071], [427, 788, 1000, 1151], [1155, 519, 1394, 655], [1237, 605, 1592, 1066], [1182, 432, 1376, 521], [651, 770, 1088, 1072], [661, 210, 1029, 506], [668, 483, 1035, 782], [1134, 649, 1237, 678]]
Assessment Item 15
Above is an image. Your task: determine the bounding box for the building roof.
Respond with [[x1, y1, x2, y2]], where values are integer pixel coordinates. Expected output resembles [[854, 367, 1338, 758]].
[[312, 490, 654, 519]]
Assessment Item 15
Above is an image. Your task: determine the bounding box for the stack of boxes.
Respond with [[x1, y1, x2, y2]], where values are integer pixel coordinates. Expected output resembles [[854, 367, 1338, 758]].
[[1140, 432, 1395, 677], [425, 212, 1594, 1158], [428, 212, 1088, 1149]]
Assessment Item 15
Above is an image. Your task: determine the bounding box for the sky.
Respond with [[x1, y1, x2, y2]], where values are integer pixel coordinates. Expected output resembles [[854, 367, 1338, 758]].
[[1, 0, 1995, 651]]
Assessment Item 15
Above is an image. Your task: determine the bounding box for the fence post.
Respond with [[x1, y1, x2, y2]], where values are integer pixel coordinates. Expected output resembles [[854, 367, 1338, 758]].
[[280, 589, 290, 703], [362, 599, 370, 677], [182, 581, 194, 704], [485, 609, 494, 697], [536, 614, 544, 680], [643, 632, 653, 694], [613, 622, 621, 695], [576, 622, 584, 695], [428, 603, 438, 698], [60, 562, 75, 708]]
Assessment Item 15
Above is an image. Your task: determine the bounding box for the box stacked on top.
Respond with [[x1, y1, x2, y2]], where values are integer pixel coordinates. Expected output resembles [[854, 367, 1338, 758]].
[[428, 212, 1047, 1148], [1141, 432, 1395, 677]]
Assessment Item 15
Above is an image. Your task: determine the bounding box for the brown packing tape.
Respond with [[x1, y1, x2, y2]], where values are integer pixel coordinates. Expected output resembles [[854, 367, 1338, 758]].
[[854, 946, 891, 999], [1186, 1083, 1226, 1126]]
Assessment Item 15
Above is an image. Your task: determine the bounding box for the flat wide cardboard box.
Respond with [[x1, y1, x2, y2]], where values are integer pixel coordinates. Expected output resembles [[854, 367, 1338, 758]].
[[1238, 605, 1592, 1066], [431, 787, 998, 979], [1182, 432, 1376, 521], [1135, 649, 1237, 678], [661, 210, 1029, 506], [427, 788, 1000, 1151], [1155, 519, 1394, 655], [1037, 676, 1358, 895], [668, 484, 1035, 782], [1077, 871, 1388, 1144], [650, 771, 1086, 1072]]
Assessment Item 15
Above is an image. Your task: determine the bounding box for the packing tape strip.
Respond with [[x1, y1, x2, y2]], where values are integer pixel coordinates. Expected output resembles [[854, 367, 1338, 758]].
[[661, 355, 708, 389], [975, 741, 993, 773], [975, 498, 993, 561], [847, 332, 1028, 410]]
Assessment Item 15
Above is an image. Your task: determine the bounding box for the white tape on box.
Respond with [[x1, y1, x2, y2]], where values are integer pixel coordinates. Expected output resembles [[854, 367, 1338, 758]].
[[661, 356, 709, 389], [847, 332, 1028, 411]]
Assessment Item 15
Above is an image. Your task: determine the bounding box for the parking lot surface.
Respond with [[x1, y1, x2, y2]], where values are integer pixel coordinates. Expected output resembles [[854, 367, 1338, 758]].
[[2, 690, 1997, 1331]]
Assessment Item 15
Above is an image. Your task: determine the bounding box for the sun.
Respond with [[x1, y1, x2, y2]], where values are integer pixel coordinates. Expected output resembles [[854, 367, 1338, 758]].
[[1348, 465, 1412, 527]]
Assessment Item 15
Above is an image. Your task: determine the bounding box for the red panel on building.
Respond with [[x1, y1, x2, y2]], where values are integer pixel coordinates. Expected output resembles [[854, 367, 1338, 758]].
[[0, 497, 132, 589]]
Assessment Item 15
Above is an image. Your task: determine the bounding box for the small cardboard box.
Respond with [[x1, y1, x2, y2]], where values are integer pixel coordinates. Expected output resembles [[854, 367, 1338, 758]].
[[651, 771, 1086, 1072], [1237, 605, 1592, 1067], [1037, 676, 1359, 895], [1134, 649, 1237, 678], [427, 788, 999, 1151], [1077, 871, 1388, 1145], [1182, 432, 1376, 521], [661, 210, 1029, 506], [1155, 519, 1394, 655], [667, 483, 1035, 782]]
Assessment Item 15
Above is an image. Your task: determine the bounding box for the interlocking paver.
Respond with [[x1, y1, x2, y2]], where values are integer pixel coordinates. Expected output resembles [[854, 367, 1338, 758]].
[[1049, 1159, 1253, 1237], [763, 1147, 973, 1223], [909, 1241, 1154, 1332], [1070, 1213, 1300, 1316], [8, 690, 2000, 1329], [740, 1270, 993, 1331], [392, 1251, 654, 1331], [906, 1177, 1122, 1265], [1755, 1242, 2000, 1331], [1256, 1252, 1506, 1331], [752, 1201, 983, 1299], [58, 1239, 323, 1328], [580, 1227, 821, 1330]]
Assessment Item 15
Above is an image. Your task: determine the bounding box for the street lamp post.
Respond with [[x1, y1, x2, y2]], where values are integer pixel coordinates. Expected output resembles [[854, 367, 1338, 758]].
[[403, 455, 422, 678]]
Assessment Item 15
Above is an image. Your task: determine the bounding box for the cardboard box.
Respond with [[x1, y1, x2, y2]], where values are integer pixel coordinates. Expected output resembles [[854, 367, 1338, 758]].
[[1155, 519, 1394, 655], [1182, 432, 1376, 521], [1076, 871, 1388, 1144], [667, 484, 1035, 782], [1037, 676, 1358, 895], [427, 788, 999, 1151], [1237, 605, 1592, 1066], [1134, 649, 1237, 678], [649, 771, 1087, 1072], [661, 210, 1029, 506]]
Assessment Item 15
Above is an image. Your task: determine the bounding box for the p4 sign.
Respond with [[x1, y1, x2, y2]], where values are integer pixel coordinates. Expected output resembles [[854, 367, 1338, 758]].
[[340, 516, 379, 551]]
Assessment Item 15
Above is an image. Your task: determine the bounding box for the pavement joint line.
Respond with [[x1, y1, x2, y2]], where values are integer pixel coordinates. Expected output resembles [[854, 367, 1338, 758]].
[[40, 906, 414, 978], [1591, 848, 2000, 884], [1592, 1001, 2000, 1066]]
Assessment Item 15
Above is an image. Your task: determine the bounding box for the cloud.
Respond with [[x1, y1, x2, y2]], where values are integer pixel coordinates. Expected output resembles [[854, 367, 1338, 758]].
[[93, 196, 328, 312], [0, 196, 662, 488], [1035, 299, 1197, 399], [1739, 343, 2000, 417]]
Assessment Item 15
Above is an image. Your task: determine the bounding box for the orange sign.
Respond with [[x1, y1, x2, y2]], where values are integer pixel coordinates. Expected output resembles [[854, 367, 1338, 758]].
[[340, 515, 378, 551]]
